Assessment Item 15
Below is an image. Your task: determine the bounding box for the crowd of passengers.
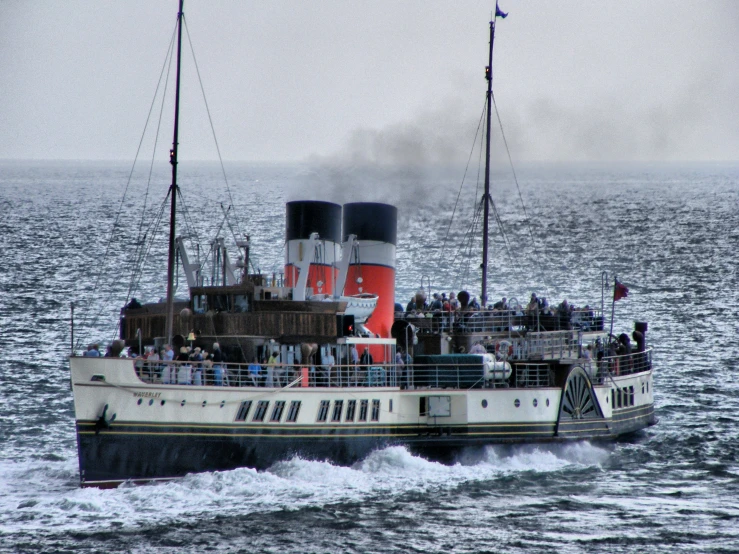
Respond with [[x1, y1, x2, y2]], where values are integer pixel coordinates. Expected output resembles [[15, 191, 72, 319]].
[[584, 330, 650, 376], [397, 290, 600, 331], [83, 341, 412, 388]]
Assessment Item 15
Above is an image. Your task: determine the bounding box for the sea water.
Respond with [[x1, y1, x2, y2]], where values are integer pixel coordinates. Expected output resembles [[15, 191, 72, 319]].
[[1, 160, 738, 553]]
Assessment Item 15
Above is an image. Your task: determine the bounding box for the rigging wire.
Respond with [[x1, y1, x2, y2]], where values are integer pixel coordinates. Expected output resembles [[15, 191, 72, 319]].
[[75, 20, 179, 349], [182, 17, 246, 243], [491, 92, 551, 298], [459, 200, 484, 288], [125, 28, 178, 305], [175, 186, 204, 259], [130, 196, 171, 298], [130, 27, 177, 283], [437, 96, 487, 266], [115, 195, 171, 337]]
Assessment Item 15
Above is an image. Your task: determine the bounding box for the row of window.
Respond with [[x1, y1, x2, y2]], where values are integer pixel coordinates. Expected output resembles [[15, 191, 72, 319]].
[[234, 399, 381, 423], [612, 386, 635, 408]]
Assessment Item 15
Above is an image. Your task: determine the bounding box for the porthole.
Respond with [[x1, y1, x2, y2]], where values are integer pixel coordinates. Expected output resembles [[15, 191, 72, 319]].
[[482, 399, 488, 408], [533, 399, 538, 407], [137, 398, 142, 405], [161, 400, 166, 406], [514, 399, 520, 408], [181, 400, 186, 407], [220, 401, 225, 408], [202, 400, 207, 407], [148, 399, 154, 406], [546, 398, 550, 407]]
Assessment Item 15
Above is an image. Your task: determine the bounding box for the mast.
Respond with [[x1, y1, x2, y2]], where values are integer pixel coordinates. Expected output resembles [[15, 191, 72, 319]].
[[480, 14, 496, 308], [165, 0, 185, 345]]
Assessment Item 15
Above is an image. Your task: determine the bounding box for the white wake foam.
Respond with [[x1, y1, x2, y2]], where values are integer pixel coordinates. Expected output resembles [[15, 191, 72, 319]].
[[0, 442, 610, 536]]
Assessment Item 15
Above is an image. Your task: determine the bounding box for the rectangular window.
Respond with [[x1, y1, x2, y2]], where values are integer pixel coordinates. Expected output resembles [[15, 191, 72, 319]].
[[317, 400, 330, 422], [358, 399, 368, 422], [371, 399, 380, 422], [331, 400, 344, 422], [629, 386, 635, 406], [345, 400, 356, 422], [419, 397, 428, 416], [270, 400, 286, 422], [617, 389, 622, 408], [286, 400, 302, 422], [235, 400, 253, 422], [389, 399, 393, 413], [253, 400, 270, 422]]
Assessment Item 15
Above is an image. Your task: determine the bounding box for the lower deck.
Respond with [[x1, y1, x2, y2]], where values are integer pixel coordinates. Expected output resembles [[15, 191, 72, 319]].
[[71, 356, 655, 486]]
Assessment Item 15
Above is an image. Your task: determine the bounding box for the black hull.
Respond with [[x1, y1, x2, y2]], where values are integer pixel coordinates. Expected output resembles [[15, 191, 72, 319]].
[[76, 404, 655, 487]]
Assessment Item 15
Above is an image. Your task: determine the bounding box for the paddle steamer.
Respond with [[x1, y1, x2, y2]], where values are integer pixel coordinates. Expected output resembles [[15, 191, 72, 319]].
[[69, 2, 656, 487]]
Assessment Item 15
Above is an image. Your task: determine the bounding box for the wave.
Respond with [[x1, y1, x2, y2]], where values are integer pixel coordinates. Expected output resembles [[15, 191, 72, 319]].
[[0, 442, 611, 538]]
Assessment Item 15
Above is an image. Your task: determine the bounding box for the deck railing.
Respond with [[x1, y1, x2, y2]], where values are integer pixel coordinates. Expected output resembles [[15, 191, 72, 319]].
[[129, 347, 651, 390], [593, 348, 653, 383], [399, 308, 604, 335]]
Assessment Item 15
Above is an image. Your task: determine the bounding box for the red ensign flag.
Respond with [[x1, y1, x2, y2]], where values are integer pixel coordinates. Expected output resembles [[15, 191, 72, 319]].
[[614, 280, 629, 301]]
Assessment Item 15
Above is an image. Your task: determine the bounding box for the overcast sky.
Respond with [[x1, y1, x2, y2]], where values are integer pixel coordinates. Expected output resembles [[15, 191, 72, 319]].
[[2, 0, 738, 163]]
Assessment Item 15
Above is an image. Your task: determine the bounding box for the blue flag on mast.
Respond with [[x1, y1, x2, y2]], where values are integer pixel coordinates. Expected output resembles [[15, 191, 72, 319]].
[[495, 5, 508, 18]]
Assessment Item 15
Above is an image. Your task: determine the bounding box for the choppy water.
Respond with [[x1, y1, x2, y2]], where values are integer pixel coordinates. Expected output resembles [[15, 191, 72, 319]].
[[1, 160, 738, 553]]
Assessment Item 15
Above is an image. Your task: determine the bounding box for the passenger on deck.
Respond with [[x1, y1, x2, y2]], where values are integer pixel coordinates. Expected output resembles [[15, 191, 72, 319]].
[[212, 342, 227, 386], [163, 344, 174, 362], [617, 333, 632, 356], [201, 351, 212, 384], [176, 347, 192, 385], [83, 344, 101, 357], [406, 292, 428, 314], [632, 330, 646, 371], [190, 347, 203, 386], [526, 294, 539, 314], [323, 349, 335, 387], [582, 344, 594, 376], [360, 347, 373, 367], [160, 348, 172, 384], [429, 293, 443, 311], [349, 344, 360, 384], [469, 342, 486, 355], [267, 350, 279, 387], [449, 292, 460, 311], [125, 297, 142, 310], [632, 331, 645, 352], [247, 357, 261, 386], [402, 349, 413, 388], [493, 297, 508, 310]]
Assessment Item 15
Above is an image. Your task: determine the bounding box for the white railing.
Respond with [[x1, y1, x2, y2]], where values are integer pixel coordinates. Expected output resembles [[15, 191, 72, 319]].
[[398, 308, 604, 335], [129, 346, 652, 390]]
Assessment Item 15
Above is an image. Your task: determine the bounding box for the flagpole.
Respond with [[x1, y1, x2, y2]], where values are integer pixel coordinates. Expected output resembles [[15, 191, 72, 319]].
[[608, 275, 617, 339]]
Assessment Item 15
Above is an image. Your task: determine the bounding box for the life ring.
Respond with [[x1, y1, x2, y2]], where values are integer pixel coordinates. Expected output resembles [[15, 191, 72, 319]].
[[495, 340, 514, 358]]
